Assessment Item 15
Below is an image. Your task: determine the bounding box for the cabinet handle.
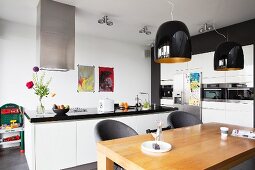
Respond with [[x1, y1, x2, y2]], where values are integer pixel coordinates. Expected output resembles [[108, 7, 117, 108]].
[[202, 108, 224, 110]]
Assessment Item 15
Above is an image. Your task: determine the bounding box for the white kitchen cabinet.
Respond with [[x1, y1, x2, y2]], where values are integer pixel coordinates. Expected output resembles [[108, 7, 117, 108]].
[[35, 121, 77, 170], [226, 44, 254, 77], [225, 75, 253, 85], [225, 102, 253, 128], [202, 101, 226, 124], [202, 101, 226, 110], [199, 51, 226, 79], [188, 53, 204, 72], [161, 62, 188, 81], [161, 64, 176, 81], [113, 116, 139, 133], [76, 113, 171, 166], [161, 99, 174, 106], [159, 112, 172, 128], [202, 77, 226, 84], [225, 110, 253, 128], [136, 114, 160, 134], [225, 45, 253, 84], [24, 111, 198, 169], [24, 116, 35, 170], [77, 116, 139, 166], [202, 101, 254, 127], [225, 102, 253, 112], [76, 118, 103, 166], [202, 108, 226, 124]]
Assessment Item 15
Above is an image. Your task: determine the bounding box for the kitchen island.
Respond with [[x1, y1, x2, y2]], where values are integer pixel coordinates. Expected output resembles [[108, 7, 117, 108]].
[[24, 107, 177, 170]]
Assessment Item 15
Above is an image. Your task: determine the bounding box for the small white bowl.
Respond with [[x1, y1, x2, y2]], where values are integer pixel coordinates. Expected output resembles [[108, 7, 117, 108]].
[[141, 141, 172, 153]]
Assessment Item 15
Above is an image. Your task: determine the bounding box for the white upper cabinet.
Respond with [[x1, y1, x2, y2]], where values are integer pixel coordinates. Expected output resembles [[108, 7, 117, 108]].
[[161, 44, 253, 85], [161, 62, 188, 81], [188, 53, 205, 72], [226, 44, 253, 77], [198, 51, 226, 79], [225, 44, 254, 84]]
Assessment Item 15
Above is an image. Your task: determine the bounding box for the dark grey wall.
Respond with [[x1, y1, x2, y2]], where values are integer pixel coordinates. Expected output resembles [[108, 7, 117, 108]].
[[191, 19, 255, 55], [151, 47, 161, 106]]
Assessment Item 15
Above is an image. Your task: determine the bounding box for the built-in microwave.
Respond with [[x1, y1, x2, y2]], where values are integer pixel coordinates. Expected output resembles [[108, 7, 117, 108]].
[[202, 84, 227, 102], [202, 83, 254, 102], [226, 84, 254, 101], [160, 85, 173, 99]]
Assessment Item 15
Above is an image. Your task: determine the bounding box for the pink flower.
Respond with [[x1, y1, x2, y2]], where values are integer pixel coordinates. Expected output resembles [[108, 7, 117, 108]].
[[26, 81, 34, 89]]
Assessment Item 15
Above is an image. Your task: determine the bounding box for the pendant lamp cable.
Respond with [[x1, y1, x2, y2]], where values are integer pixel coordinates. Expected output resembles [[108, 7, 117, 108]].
[[167, 0, 174, 21], [213, 23, 227, 41]]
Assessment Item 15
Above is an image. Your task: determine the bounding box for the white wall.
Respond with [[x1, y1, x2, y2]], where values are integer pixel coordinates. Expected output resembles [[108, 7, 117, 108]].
[[0, 19, 151, 110]]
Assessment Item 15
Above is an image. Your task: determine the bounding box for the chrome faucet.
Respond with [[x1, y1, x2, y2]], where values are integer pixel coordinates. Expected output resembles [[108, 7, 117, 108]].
[[135, 95, 142, 108]]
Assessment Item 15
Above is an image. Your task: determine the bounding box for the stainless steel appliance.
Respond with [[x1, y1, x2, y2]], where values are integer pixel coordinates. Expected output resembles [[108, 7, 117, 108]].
[[160, 85, 173, 99], [202, 83, 253, 102], [37, 0, 75, 71], [173, 73, 202, 120], [202, 84, 227, 102], [226, 83, 253, 102]]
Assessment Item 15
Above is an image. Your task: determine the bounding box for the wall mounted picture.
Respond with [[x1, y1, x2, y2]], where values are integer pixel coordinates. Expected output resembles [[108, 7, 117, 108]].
[[77, 65, 95, 92], [188, 72, 201, 106], [99, 67, 114, 92]]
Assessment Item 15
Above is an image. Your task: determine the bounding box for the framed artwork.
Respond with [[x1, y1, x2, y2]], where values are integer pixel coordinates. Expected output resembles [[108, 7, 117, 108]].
[[77, 65, 95, 92], [99, 67, 114, 92]]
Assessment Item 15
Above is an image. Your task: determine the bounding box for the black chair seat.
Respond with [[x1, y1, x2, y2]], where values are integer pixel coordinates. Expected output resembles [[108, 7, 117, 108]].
[[95, 119, 138, 170], [95, 119, 138, 141], [167, 111, 202, 128]]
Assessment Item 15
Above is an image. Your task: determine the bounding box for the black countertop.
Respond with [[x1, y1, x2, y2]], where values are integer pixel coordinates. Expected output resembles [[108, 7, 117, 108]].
[[24, 107, 178, 123]]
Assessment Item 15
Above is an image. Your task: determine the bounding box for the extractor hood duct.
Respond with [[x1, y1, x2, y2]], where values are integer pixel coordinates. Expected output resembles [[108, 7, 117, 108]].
[[37, 0, 75, 71]]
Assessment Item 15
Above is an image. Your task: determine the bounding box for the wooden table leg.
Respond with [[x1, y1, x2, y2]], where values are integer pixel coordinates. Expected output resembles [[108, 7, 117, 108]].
[[97, 151, 114, 170]]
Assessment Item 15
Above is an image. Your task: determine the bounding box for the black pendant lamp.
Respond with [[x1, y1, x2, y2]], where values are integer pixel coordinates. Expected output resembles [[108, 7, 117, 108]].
[[214, 42, 244, 71], [154, 20, 192, 63]]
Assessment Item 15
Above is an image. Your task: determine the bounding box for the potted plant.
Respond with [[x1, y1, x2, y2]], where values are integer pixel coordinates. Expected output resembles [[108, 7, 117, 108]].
[[26, 66, 51, 114]]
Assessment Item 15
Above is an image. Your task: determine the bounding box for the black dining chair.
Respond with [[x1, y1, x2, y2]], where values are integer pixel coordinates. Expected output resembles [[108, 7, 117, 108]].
[[95, 119, 138, 170], [167, 111, 202, 128], [95, 119, 138, 141]]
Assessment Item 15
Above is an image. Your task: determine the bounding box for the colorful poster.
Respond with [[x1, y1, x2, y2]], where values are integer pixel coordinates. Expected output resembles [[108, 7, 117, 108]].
[[188, 72, 201, 106], [78, 65, 95, 92], [99, 67, 114, 92]]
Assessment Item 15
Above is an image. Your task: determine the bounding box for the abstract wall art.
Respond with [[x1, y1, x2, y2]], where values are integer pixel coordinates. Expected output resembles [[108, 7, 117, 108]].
[[99, 67, 114, 92], [77, 65, 95, 92]]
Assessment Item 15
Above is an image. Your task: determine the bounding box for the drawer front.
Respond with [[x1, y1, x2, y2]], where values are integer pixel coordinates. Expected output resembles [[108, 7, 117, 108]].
[[226, 110, 253, 128], [202, 101, 226, 110], [202, 108, 226, 124], [226, 102, 253, 112]]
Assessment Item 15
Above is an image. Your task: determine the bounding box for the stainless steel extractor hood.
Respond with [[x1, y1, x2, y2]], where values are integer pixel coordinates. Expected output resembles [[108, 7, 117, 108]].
[[37, 0, 75, 71]]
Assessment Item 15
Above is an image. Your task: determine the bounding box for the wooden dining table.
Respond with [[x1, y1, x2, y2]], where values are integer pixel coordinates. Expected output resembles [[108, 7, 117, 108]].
[[97, 123, 255, 170]]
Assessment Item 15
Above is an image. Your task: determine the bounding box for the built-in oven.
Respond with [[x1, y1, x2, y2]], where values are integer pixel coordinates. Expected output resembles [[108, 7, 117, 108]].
[[226, 83, 254, 101], [202, 84, 227, 102], [160, 85, 173, 99], [173, 92, 182, 104]]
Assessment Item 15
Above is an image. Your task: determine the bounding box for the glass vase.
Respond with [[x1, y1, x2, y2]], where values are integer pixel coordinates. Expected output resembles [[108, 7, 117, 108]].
[[37, 97, 45, 114]]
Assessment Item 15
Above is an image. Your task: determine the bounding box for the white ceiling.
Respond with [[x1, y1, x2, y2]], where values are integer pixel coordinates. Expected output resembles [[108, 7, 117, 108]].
[[0, 0, 255, 45]]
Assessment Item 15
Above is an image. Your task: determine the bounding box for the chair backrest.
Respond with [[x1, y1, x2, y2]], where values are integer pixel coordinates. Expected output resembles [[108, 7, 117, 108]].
[[94, 119, 138, 141], [167, 111, 202, 128]]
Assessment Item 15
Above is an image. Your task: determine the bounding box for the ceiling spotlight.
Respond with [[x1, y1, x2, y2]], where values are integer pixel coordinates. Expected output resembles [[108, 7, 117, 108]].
[[98, 16, 113, 26], [106, 21, 113, 26], [199, 23, 214, 33], [139, 26, 151, 35]]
